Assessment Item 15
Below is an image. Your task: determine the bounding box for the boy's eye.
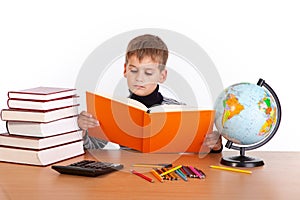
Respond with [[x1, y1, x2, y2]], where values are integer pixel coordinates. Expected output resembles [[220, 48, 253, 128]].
[[145, 70, 153, 76], [130, 68, 138, 73]]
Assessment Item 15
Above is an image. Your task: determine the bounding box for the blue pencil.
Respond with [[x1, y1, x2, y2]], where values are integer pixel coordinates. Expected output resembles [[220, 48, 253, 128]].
[[175, 169, 188, 181]]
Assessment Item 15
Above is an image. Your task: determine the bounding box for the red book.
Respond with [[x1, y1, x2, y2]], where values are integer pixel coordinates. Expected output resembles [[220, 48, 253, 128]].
[[8, 87, 76, 101]]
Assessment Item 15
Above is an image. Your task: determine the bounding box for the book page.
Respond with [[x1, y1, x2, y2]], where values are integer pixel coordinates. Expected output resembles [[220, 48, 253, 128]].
[[148, 104, 202, 113], [91, 91, 148, 112]]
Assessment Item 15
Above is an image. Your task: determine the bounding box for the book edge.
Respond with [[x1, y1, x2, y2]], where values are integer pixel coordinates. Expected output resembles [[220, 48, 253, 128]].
[[86, 91, 148, 112], [8, 87, 76, 95]]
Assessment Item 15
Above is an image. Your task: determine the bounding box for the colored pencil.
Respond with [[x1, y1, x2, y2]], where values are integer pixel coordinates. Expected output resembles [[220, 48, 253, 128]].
[[131, 170, 155, 183], [182, 166, 196, 178], [209, 165, 252, 174], [156, 168, 169, 180], [160, 165, 182, 176], [161, 168, 173, 180], [132, 163, 172, 168], [195, 167, 206, 179], [175, 169, 188, 181], [151, 169, 164, 183], [188, 166, 202, 179], [169, 172, 178, 180]]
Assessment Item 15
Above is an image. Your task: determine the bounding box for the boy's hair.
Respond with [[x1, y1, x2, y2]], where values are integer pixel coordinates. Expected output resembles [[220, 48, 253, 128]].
[[125, 34, 168, 70]]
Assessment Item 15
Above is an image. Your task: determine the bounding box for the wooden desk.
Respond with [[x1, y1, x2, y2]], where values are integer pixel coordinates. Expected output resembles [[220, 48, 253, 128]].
[[0, 150, 299, 200]]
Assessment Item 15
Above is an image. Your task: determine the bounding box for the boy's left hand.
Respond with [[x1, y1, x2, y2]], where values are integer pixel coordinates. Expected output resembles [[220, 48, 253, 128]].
[[204, 131, 222, 151], [77, 111, 100, 131]]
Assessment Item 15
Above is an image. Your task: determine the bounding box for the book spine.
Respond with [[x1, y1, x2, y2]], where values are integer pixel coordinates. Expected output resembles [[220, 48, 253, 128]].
[[7, 91, 11, 99], [0, 139, 83, 151], [4, 104, 80, 113], [5, 121, 9, 134], [8, 95, 78, 102], [0, 109, 5, 121], [142, 113, 151, 153], [1, 107, 79, 123]]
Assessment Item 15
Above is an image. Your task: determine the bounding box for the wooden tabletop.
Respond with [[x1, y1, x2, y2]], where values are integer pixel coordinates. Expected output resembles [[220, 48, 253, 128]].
[[0, 150, 299, 200]]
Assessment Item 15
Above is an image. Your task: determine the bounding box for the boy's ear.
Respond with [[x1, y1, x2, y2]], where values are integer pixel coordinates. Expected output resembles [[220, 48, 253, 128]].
[[158, 69, 167, 83], [123, 64, 127, 78]]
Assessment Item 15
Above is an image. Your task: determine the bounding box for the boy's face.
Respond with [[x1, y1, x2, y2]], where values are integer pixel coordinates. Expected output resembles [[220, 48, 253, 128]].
[[124, 55, 167, 96]]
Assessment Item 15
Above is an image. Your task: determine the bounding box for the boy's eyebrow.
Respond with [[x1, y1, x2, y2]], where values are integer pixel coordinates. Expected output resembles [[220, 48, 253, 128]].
[[128, 64, 137, 68], [128, 64, 157, 69]]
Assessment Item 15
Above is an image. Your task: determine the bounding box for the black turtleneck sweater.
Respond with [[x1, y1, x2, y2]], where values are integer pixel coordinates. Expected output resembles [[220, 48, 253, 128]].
[[128, 85, 163, 108]]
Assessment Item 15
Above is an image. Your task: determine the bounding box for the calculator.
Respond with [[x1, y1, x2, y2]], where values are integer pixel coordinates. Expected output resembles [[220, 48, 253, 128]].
[[52, 160, 124, 177]]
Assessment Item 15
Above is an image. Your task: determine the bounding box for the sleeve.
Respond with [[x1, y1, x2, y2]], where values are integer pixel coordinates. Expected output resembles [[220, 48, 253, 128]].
[[209, 144, 223, 153], [83, 130, 108, 149]]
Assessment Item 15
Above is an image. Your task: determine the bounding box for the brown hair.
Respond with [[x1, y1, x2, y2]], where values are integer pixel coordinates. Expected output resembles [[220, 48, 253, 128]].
[[125, 34, 168, 70]]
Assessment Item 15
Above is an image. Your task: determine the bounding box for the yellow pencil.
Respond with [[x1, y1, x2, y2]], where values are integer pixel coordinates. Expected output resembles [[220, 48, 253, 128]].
[[209, 165, 252, 174], [160, 165, 182, 176]]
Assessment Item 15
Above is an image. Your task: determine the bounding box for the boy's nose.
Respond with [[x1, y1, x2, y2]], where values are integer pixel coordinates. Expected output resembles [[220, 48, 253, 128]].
[[135, 71, 145, 82]]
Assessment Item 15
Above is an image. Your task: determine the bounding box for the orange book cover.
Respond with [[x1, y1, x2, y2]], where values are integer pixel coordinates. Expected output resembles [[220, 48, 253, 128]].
[[86, 91, 215, 153]]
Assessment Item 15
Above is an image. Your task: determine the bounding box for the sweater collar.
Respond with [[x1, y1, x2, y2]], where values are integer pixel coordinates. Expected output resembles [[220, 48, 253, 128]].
[[129, 85, 163, 108]]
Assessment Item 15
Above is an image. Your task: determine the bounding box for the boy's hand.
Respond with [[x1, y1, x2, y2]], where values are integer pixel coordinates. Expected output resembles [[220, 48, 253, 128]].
[[204, 131, 223, 151], [77, 111, 100, 131]]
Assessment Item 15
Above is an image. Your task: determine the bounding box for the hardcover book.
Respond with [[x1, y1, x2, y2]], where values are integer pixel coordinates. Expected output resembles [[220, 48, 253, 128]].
[[0, 130, 82, 149], [7, 95, 79, 110], [0, 140, 84, 166], [1, 105, 79, 123], [7, 87, 76, 101], [86, 91, 215, 153], [6, 116, 79, 137]]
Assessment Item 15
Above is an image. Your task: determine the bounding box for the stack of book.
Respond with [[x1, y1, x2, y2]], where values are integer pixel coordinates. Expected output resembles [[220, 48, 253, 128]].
[[0, 87, 84, 166]]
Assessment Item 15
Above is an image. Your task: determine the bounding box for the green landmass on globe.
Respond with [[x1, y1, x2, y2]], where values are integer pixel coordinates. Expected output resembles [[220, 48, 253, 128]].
[[215, 83, 277, 145]]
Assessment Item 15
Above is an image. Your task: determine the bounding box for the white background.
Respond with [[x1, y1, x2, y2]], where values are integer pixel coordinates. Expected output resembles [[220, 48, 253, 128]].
[[0, 0, 298, 151]]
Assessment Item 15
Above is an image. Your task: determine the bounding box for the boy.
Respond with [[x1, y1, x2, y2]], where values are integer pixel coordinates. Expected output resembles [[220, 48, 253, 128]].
[[78, 34, 222, 152]]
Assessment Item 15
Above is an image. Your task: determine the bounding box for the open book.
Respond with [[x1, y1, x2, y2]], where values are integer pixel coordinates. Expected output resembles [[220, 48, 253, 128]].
[[86, 91, 215, 153]]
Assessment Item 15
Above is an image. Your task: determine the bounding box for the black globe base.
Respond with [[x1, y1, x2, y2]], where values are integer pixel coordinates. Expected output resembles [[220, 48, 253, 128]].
[[221, 155, 264, 168]]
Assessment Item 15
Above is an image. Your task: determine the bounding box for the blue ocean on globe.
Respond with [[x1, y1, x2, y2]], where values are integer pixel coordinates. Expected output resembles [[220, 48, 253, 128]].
[[214, 83, 277, 145]]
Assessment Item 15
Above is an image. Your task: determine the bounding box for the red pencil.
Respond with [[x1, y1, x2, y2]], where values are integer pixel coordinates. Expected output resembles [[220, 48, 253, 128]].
[[131, 170, 154, 183]]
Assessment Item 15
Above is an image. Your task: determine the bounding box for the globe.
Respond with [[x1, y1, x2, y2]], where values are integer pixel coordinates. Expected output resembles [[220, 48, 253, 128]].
[[214, 79, 281, 167]]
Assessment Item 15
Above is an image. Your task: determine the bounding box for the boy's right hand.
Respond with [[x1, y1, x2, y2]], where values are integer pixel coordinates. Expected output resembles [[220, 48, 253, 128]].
[[77, 111, 100, 131]]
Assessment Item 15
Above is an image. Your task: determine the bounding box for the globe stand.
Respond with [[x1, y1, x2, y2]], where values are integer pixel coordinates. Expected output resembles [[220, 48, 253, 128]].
[[220, 78, 282, 168], [221, 142, 264, 167]]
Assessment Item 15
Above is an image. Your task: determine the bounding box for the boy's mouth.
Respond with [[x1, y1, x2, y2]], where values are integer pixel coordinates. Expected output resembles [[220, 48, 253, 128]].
[[133, 85, 146, 90]]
